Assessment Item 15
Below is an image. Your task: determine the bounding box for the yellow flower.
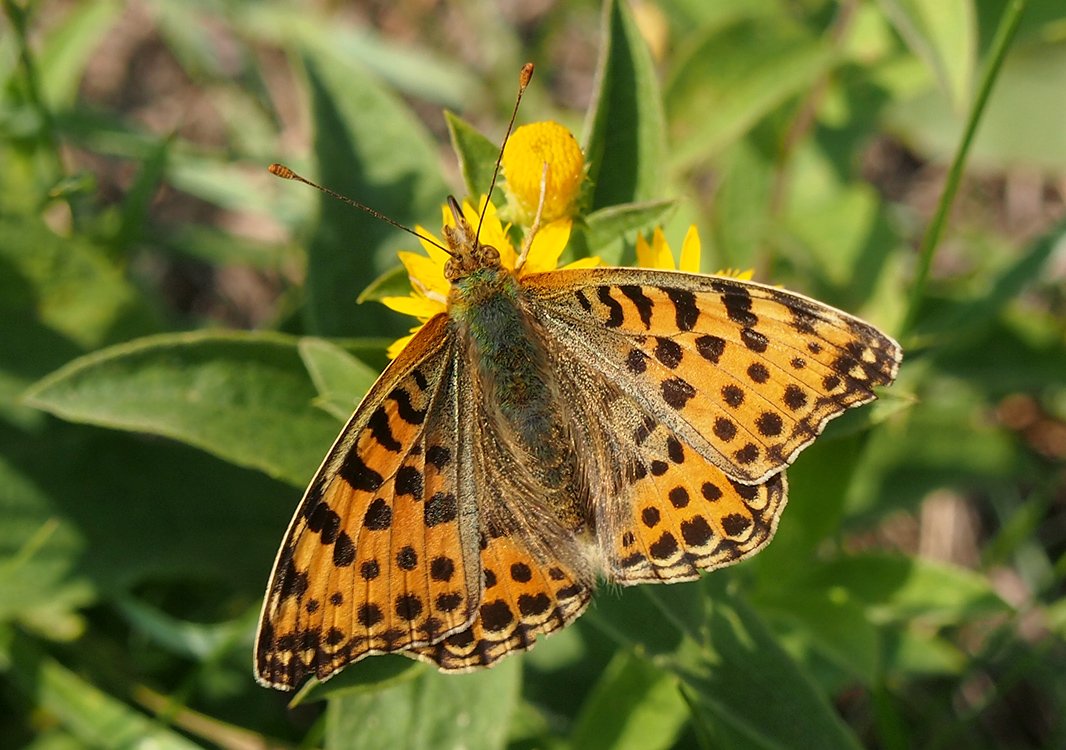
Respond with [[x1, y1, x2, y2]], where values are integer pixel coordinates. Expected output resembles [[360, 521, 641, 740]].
[[501, 121, 584, 226], [380, 196, 595, 359], [378, 122, 602, 358], [636, 225, 754, 280]]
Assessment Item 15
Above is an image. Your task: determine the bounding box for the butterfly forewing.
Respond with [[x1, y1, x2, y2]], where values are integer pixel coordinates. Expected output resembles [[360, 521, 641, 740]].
[[255, 315, 483, 689], [524, 268, 902, 484]]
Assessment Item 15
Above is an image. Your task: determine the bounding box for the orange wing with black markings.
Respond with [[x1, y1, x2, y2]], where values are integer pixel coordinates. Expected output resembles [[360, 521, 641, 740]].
[[254, 315, 484, 689], [526, 268, 902, 484]]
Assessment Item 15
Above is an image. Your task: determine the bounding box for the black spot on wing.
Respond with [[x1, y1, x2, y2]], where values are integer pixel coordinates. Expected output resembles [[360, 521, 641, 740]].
[[619, 285, 654, 328], [665, 288, 699, 331], [597, 286, 624, 327], [339, 453, 383, 491], [388, 387, 426, 425], [367, 407, 401, 452]]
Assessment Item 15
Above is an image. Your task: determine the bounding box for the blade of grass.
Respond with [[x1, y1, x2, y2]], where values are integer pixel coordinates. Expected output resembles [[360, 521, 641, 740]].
[[902, 0, 1028, 335], [2, 0, 63, 179]]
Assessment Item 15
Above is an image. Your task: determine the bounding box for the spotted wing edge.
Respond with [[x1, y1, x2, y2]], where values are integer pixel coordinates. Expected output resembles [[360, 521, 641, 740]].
[[524, 267, 904, 486], [253, 314, 474, 690]]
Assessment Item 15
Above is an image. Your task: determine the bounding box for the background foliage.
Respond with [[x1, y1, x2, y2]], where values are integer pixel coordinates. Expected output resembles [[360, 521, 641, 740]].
[[2, 0, 1065, 748]]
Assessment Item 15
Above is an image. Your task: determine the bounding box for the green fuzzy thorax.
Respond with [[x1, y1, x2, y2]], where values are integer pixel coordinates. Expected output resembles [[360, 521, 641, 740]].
[[448, 268, 560, 464]]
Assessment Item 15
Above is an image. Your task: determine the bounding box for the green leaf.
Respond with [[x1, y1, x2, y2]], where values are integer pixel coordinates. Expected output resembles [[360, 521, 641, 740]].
[[589, 579, 862, 749], [579, 199, 676, 265], [0, 421, 295, 614], [446, 111, 501, 201], [168, 155, 297, 220], [112, 134, 171, 254], [882, 627, 967, 678], [24, 331, 338, 486], [754, 436, 864, 571], [37, 0, 123, 107], [291, 655, 423, 706], [300, 54, 448, 337], [878, 0, 977, 112], [755, 588, 881, 686], [888, 22, 1064, 173], [235, 4, 478, 108], [298, 337, 380, 421], [325, 657, 520, 750], [156, 223, 302, 269], [705, 137, 775, 270], [916, 219, 1065, 343], [357, 265, 412, 304], [5, 631, 202, 749], [583, 0, 667, 210], [0, 442, 92, 638], [665, 15, 835, 167], [115, 596, 254, 661], [0, 217, 155, 353], [0, 215, 157, 426], [784, 180, 899, 307], [569, 652, 688, 750], [799, 554, 1010, 626]]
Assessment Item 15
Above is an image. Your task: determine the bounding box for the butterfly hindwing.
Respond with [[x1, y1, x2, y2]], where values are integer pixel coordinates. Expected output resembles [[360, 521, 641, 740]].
[[255, 315, 483, 689], [546, 347, 788, 584], [525, 268, 902, 484], [609, 414, 787, 583], [407, 531, 591, 671], [404, 355, 594, 671]]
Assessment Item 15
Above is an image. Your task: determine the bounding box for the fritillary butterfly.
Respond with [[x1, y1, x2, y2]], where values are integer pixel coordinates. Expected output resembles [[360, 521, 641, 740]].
[[254, 66, 901, 688]]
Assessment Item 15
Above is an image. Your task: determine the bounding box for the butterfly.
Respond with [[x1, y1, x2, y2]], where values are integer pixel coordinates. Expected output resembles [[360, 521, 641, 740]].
[[254, 190, 902, 688]]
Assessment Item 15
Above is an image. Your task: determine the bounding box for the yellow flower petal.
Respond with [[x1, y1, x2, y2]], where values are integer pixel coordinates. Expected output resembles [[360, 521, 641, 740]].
[[679, 225, 701, 273], [635, 232, 655, 267], [560, 255, 601, 270], [636, 228, 675, 269], [396, 251, 448, 297], [415, 226, 451, 267], [652, 228, 670, 266], [715, 267, 755, 280], [520, 218, 572, 275], [380, 294, 444, 320], [387, 330, 419, 360]]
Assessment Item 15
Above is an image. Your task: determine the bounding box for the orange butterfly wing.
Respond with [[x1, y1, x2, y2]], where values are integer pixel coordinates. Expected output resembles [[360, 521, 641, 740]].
[[406, 532, 590, 671], [525, 268, 902, 484], [597, 393, 788, 583], [525, 267, 898, 582], [255, 315, 482, 689]]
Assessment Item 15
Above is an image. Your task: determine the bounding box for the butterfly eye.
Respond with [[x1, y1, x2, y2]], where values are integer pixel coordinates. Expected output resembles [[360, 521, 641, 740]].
[[479, 245, 501, 266]]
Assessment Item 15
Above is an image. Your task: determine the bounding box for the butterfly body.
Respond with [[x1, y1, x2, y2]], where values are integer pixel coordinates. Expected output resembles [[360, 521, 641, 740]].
[[453, 270, 549, 439], [255, 201, 902, 687]]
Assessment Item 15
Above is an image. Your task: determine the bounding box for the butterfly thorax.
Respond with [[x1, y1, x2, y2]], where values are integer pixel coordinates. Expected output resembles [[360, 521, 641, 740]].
[[448, 264, 586, 530]]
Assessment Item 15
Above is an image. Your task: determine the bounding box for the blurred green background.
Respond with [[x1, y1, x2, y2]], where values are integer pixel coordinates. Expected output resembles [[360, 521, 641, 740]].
[[2, 0, 1065, 748]]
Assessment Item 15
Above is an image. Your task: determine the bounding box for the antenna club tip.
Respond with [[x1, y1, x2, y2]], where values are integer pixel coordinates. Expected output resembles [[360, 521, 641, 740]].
[[268, 163, 296, 179], [519, 62, 534, 88]]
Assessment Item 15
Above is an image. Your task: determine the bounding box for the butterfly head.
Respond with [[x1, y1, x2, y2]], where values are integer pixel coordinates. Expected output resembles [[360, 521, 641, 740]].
[[442, 196, 502, 281]]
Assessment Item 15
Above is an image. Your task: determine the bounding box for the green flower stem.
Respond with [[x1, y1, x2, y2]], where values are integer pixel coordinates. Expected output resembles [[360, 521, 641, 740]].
[[903, 0, 1029, 335]]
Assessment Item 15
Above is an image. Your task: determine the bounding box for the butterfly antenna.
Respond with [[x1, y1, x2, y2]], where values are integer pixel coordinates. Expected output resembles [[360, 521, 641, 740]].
[[267, 163, 454, 256], [474, 62, 534, 243]]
